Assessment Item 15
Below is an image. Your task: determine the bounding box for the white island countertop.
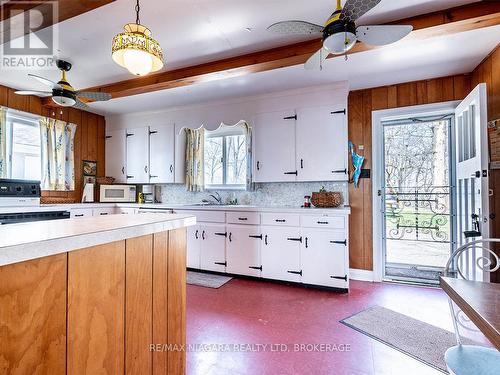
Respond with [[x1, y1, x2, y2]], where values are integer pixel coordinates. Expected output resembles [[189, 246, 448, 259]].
[[0, 213, 196, 267]]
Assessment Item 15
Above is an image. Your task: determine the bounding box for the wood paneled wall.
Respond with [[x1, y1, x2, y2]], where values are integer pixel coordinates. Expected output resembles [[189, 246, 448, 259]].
[[0, 84, 105, 203], [348, 74, 473, 271]]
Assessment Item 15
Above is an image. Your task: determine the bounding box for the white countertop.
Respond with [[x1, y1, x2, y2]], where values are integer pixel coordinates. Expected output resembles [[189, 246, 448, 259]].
[[0, 213, 196, 267]]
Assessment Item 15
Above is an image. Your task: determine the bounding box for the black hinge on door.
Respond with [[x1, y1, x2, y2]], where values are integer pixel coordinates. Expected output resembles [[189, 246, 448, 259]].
[[287, 270, 302, 276], [330, 240, 347, 246], [214, 232, 227, 237], [249, 266, 263, 271], [330, 275, 348, 281], [126, 133, 134, 137], [284, 171, 298, 176], [214, 261, 227, 266], [332, 169, 348, 174], [283, 115, 297, 120], [331, 109, 346, 115], [105, 135, 112, 139], [287, 237, 302, 243], [149, 130, 158, 135], [249, 234, 263, 240]]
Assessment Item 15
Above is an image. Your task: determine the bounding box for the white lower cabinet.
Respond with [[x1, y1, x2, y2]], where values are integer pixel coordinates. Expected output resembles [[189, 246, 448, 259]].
[[261, 226, 302, 283], [226, 225, 262, 277], [187, 225, 201, 269], [301, 229, 348, 288], [200, 224, 227, 273]]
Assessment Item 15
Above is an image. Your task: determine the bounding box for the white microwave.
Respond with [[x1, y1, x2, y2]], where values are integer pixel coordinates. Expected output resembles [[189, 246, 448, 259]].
[[100, 185, 136, 203]]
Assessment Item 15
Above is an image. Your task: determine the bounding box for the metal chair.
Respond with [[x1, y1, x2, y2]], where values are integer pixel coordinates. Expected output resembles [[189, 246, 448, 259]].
[[443, 239, 500, 375]]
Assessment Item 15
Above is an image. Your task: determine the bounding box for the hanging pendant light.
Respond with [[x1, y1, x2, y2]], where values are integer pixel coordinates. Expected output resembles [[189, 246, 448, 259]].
[[112, 0, 164, 76]]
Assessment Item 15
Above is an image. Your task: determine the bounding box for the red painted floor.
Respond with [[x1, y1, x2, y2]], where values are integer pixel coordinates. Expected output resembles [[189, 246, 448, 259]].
[[186, 279, 486, 375]]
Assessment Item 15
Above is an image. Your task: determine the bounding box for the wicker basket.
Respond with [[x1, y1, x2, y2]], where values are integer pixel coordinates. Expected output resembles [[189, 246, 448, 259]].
[[311, 191, 342, 208], [96, 176, 115, 185]]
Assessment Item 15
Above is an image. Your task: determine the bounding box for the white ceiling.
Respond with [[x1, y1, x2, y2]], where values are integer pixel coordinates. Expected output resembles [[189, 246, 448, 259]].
[[0, 0, 488, 116]]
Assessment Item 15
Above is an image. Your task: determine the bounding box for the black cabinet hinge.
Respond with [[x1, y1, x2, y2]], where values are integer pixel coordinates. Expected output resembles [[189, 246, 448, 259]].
[[105, 135, 112, 139], [287, 270, 302, 276], [330, 275, 348, 281], [287, 237, 302, 243], [283, 114, 297, 120], [330, 240, 347, 246], [149, 130, 158, 135], [249, 234, 263, 240], [284, 171, 298, 176], [126, 133, 134, 137], [332, 169, 348, 174], [249, 266, 263, 271], [331, 109, 346, 115], [214, 261, 227, 266], [214, 232, 227, 237]]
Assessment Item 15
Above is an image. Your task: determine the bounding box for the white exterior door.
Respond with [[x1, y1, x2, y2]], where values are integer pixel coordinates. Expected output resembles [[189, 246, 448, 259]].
[[126, 126, 149, 183], [301, 229, 348, 288], [105, 129, 127, 183], [149, 124, 175, 184], [200, 224, 227, 272], [261, 226, 301, 282], [226, 225, 262, 277], [296, 106, 348, 181], [253, 110, 297, 182], [455, 83, 490, 281], [187, 225, 201, 269]]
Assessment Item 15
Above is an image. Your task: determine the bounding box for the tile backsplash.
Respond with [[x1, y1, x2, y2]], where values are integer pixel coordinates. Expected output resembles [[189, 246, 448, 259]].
[[157, 182, 348, 207]]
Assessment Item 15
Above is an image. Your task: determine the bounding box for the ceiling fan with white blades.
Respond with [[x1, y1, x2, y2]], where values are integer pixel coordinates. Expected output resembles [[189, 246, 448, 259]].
[[15, 60, 112, 109], [268, 0, 413, 70]]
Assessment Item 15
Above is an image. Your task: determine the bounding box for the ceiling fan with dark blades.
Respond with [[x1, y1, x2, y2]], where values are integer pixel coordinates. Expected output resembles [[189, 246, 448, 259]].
[[15, 60, 112, 109], [268, 0, 413, 70]]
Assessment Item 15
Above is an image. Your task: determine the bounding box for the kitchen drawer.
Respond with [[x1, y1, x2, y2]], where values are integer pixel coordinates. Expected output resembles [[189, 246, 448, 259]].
[[261, 213, 300, 227], [226, 211, 260, 225], [300, 215, 345, 229], [174, 209, 225, 223], [92, 208, 116, 217], [117, 207, 137, 215], [70, 208, 93, 218]]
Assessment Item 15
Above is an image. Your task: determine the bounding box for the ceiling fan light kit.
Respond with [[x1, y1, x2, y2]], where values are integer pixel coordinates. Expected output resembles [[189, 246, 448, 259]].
[[112, 0, 164, 76], [268, 0, 413, 70]]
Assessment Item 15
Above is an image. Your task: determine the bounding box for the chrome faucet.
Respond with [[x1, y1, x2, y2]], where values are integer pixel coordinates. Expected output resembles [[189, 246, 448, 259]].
[[201, 191, 223, 205]]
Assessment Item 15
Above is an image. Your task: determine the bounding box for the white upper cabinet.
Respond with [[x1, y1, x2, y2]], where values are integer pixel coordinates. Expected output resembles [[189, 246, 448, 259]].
[[105, 129, 127, 183], [126, 126, 149, 184], [253, 110, 297, 182], [149, 124, 175, 184], [296, 106, 348, 181]]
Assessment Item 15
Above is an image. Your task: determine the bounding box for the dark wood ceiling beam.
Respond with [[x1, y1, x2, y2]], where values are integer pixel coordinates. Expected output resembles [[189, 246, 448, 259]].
[[66, 2, 500, 100]]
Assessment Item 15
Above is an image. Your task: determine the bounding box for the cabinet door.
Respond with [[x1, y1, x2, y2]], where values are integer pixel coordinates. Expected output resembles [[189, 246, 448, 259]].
[[126, 126, 149, 184], [253, 110, 297, 182], [186, 225, 201, 269], [301, 229, 348, 288], [105, 129, 127, 183], [296, 106, 348, 181], [200, 224, 227, 272], [261, 226, 301, 282], [149, 124, 175, 184], [226, 225, 262, 277]]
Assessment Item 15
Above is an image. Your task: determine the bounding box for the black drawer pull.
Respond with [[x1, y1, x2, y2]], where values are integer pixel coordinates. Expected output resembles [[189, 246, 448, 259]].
[[317, 221, 329, 225], [238, 217, 248, 221], [275, 219, 286, 223], [249, 266, 262, 271], [284, 171, 298, 176], [214, 261, 227, 266], [305, 237, 308, 248], [287, 237, 302, 243], [202, 230, 206, 240], [74, 214, 84, 217], [331, 275, 348, 281], [330, 240, 347, 246], [249, 234, 263, 240], [214, 232, 227, 237], [195, 230, 199, 239], [264, 234, 268, 245], [257, 161, 260, 170], [100, 212, 109, 216], [229, 232, 232, 242], [287, 270, 302, 276]]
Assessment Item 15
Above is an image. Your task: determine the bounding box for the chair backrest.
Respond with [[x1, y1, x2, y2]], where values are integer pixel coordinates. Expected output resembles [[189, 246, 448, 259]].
[[444, 238, 500, 281]]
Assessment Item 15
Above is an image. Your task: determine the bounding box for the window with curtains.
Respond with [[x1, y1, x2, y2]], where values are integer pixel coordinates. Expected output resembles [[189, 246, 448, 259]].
[[4, 111, 42, 181], [204, 126, 247, 189]]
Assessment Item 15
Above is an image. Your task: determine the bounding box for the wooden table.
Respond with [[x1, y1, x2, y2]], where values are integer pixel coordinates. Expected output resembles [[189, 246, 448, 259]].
[[440, 277, 500, 349]]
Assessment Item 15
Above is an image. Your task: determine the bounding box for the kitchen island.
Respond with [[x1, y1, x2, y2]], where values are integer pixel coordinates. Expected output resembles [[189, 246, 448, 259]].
[[0, 213, 195, 375]]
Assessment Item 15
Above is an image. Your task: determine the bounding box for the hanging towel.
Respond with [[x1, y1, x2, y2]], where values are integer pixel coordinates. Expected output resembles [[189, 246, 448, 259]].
[[349, 141, 365, 188]]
